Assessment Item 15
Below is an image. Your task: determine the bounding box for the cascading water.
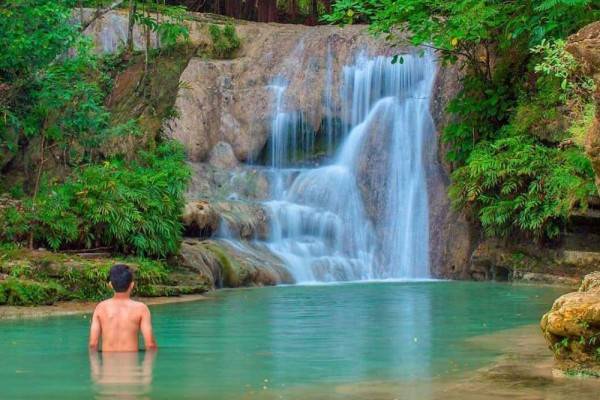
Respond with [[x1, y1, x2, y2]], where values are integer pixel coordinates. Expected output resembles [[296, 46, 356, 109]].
[[253, 51, 437, 282]]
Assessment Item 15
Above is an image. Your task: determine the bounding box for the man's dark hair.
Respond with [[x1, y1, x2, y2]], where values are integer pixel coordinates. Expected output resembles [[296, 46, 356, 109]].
[[109, 264, 134, 292]]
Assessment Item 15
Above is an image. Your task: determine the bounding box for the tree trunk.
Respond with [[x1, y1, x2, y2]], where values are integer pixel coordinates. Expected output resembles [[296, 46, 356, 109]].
[[28, 129, 46, 250], [243, 0, 257, 20], [288, 0, 297, 19], [156, 0, 161, 49], [144, 6, 150, 76], [257, 0, 277, 22], [126, 0, 137, 53]]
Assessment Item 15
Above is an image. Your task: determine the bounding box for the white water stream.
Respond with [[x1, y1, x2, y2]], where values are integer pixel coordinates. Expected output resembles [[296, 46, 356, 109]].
[[257, 52, 437, 282]]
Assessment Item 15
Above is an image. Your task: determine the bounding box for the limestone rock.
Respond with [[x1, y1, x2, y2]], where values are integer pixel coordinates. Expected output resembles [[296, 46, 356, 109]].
[[212, 201, 270, 240], [186, 162, 270, 201], [541, 271, 600, 371], [179, 239, 293, 288], [355, 102, 397, 227], [427, 61, 477, 279], [470, 238, 599, 283], [580, 271, 600, 292], [158, 15, 395, 161], [566, 22, 600, 194], [208, 141, 239, 169], [182, 201, 220, 238]]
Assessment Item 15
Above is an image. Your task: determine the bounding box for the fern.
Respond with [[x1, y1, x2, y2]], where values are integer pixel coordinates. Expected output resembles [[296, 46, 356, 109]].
[[450, 134, 595, 239], [0, 141, 190, 257]]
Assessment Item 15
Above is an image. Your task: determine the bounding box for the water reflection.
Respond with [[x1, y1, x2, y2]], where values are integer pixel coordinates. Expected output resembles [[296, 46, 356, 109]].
[[89, 351, 155, 399]]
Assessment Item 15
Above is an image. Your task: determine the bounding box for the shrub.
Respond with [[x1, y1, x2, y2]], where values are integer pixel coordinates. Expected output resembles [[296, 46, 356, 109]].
[[0, 256, 171, 304], [208, 24, 240, 59], [0, 141, 190, 257], [450, 134, 596, 239]]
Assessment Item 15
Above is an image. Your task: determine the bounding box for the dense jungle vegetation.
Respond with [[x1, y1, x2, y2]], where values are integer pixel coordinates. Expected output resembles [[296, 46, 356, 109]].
[[327, 0, 599, 240], [0, 0, 200, 303]]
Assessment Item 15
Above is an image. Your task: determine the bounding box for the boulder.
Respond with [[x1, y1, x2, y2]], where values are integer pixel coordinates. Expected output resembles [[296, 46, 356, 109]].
[[212, 201, 269, 240], [182, 200, 220, 238], [208, 141, 239, 169], [179, 239, 293, 288], [541, 271, 600, 372], [566, 22, 600, 194]]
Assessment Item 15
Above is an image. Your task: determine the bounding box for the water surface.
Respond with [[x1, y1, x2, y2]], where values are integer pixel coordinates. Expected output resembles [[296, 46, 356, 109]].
[[0, 282, 572, 399]]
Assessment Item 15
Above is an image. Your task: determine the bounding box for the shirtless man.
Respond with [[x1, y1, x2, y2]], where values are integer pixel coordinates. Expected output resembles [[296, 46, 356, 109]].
[[89, 264, 157, 352]]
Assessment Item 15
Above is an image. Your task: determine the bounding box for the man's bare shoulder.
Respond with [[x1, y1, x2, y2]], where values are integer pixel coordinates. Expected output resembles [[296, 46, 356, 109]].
[[93, 299, 111, 312], [129, 300, 151, 312]]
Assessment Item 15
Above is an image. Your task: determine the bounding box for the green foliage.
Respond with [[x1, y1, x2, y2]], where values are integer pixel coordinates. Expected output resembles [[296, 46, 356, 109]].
[[57, 258, 170, 300], [532, 39, 596, 103], [134, 3, 190, 47], [208, 24, 241, 59], [1, 141, 190, 257], [0, 0, 130, 167], [156, 5, 190, 47], [0, 1, 196, 261], [324, 0, 599, 55], [0, 277, 65, 306], [450, 134, 595, 238], [0, 255, 172, 305]]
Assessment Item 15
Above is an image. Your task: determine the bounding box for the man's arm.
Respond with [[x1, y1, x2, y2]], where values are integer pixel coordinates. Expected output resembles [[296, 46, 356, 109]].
[[89, 307, 102, 351], [140, 304, 157, 350]]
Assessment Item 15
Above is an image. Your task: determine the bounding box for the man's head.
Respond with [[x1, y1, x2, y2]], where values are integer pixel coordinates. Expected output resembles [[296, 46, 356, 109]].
[[109, 264, 134, 293]]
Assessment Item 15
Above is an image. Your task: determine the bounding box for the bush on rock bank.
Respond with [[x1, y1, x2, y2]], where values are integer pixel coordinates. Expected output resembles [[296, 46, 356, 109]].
[[0, 248, 210, 306]]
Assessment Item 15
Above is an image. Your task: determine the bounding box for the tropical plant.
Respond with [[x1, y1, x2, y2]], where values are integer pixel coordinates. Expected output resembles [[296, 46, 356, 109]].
[[1, 141, 191, 257], [450, 134, 595, 238], [208, 24, 241, 59]]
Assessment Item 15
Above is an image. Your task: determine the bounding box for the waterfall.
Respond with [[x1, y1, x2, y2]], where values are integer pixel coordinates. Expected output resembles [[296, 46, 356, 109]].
[[221, 50, 436, 282], [257, 51, 436, 282]]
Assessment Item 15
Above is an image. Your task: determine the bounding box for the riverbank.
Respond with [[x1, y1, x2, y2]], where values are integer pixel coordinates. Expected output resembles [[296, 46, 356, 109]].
[[0, 248, 211, 307], [0, 293, 209, 320]]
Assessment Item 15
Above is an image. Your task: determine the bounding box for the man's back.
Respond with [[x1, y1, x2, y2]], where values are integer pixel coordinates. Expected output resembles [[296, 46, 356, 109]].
[[92, 299, 151, 352], [89, 264, 157, 352]]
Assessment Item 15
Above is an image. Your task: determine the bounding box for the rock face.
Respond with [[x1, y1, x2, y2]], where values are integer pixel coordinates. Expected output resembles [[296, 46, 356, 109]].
[[179, 239, 293, 287], [541, 271, 600, 372], [163, 22, 392, 162], [567, 21, 600, 194], [182, 200, 220, 237], [354, 102, 397, 227], [208, 141, 239, 169], [470, 238, 600, 284], [427, 62, 478, 279]]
